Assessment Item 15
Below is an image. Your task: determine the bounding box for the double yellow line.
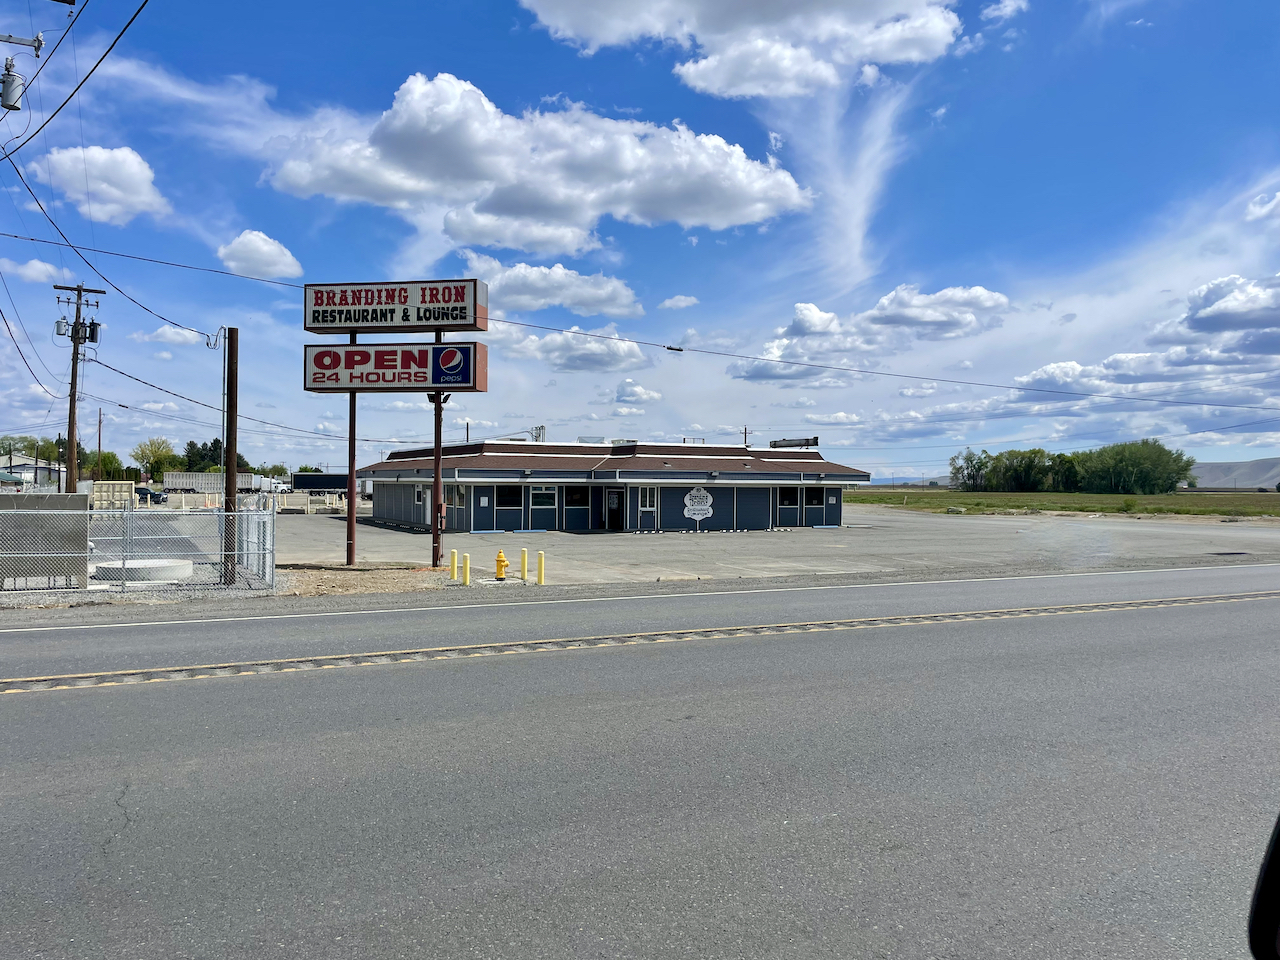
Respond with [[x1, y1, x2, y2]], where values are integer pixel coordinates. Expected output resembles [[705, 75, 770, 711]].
[[4, 589, 1278, 695]]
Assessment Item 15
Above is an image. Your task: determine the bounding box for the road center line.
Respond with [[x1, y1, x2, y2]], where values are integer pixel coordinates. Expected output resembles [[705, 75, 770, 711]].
[[1, 561, 1276, 636], [5, 589, 1279, 695]]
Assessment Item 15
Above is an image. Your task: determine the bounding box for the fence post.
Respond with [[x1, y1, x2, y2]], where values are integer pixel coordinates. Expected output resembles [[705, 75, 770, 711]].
[[121, 502, 130, 593]]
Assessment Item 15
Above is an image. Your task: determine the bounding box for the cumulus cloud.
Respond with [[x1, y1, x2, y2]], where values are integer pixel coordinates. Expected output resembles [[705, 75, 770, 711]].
[[0, 258, 73, 283], [263, 73, 811, 256], [615, 379, 662, 403], [658, 295, 699, 310], [216, 230, 303, 278], [462, 250, 642, 317], [730, 285, 1009, 382], [140, 401, 179, 413], [613, 406, 645, 416], [520, 0, 962, 98], [128, 326, 204, 345], [489, 320, 651, 372], [153, 351, 172, 361], [953, 33, 986, 56], [980, 0, 1030, 22], [32, 146, 171, 225]]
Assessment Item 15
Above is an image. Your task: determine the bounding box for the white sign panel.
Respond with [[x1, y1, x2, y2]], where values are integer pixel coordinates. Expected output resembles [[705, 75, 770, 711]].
[[303, 343, 488, 393], [683, 486, 714, 522], [304, 279, 488, 334]]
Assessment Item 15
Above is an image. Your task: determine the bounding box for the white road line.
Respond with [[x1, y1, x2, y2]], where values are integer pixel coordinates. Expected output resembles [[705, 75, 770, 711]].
[[1, 562, 1276, 636]]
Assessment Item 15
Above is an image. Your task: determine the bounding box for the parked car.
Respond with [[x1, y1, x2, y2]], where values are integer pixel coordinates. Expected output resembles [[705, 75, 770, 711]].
[[135, 487, 168, 505]]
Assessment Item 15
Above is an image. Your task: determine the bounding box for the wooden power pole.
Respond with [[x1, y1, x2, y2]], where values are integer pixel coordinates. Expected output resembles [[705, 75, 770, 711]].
[[53, 282, 106, 493]]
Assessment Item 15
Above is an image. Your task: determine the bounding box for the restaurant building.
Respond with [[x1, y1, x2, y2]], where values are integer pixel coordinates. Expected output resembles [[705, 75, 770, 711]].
[[357, 440, 870, 533]]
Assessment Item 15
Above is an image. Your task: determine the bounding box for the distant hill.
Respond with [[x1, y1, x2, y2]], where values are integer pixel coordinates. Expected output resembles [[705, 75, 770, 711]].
[[1189, 457, 1280, 490]]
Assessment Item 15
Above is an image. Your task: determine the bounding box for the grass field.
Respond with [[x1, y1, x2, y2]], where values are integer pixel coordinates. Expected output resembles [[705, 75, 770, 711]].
[[843, 489, 1280, 517]]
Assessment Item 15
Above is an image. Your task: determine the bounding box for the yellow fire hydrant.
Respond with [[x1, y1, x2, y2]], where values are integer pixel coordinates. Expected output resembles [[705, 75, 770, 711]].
[[495, 549, 510, 581]]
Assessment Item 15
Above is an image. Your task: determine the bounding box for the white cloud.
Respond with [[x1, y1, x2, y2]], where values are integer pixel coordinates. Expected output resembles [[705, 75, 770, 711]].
[[930, 105, 948, 120], [804, 411, 862, 424], [613, 406, 645, 416], [454, 417, 498, 428], [32, 146, 171, 225], [140, 401, 179, 413], [771, 397, 817, 408], [730, 285, 1009, 382], [0, 257, 73, 283], [489, 319, 651, 372], [462, 250, 641, 317], [260, 73, 811, 256], [1246, 193, 1280, 222], [216, 230, 303, 278], [128, 325, 204, 345], [980, 0, 1030, 23], [616, 379, 662, 403], [953, 33, 986, 56], [520, 0, 962, 98], [658, 295, 699, 310], [152, 351, 173, 361]]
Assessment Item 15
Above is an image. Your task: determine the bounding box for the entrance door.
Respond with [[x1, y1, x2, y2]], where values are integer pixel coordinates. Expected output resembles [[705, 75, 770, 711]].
[[606, 488, 624, 530]]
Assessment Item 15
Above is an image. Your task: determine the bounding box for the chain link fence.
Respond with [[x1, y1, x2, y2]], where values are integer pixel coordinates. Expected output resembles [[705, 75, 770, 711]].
[[0, 500, 275, 594]]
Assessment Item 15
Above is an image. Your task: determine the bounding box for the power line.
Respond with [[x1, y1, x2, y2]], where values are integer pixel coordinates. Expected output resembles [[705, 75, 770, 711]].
[[5, 156, 214, 340], [1, 305, 63, 398], [86, 357, 405, 443], [2, 0, 146, 161], [0, 232, 303, 287], [10, 0, 92, 116], [2, 232, 1276, 416]]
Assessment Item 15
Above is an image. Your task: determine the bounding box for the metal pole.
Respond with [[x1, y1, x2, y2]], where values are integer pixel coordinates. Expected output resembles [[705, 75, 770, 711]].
[[96, 407, 102, 481], [347, 332, 357, 566], [432, 330, 444, 568], [222, 327, 239, 585]]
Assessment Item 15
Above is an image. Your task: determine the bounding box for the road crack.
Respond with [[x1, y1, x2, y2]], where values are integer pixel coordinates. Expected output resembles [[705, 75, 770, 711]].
[[100, 780, 134, 859]]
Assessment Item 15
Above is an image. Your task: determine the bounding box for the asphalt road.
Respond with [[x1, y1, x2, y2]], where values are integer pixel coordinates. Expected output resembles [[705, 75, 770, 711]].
[[3, 567, 1279, 959]]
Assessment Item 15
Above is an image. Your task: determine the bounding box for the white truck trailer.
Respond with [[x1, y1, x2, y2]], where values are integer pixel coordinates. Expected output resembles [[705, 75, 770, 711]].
[[161, 472, 259, 493]]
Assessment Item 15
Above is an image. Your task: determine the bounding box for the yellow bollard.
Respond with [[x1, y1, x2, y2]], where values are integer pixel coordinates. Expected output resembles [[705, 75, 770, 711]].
[[520, 547, 528, 581], [450, 549, 458, 580], [495, 549, 510, 581], [536, 550, 545, 586], [462, 553, 470, 586]]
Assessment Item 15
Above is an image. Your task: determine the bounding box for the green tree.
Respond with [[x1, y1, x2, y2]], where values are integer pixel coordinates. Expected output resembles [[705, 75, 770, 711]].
[[949, 448, 991, 492], [986, 448, 1051, 492], [257, 462, 289, 477], [1047, 452, 1080, 493], [296, 464, 322, 473], [0, 434, 37, 459], [1074, 439, 1195, 495], [82, 450, 124, 479], [130, 437, 177, 478]]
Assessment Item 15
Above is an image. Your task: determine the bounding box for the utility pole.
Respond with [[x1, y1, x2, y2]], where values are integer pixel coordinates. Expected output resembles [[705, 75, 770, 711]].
[[56, 432, 62, 492], [222, 327, 239, 585], [54, 283, 104, 493], [347, 333, 357, 566]]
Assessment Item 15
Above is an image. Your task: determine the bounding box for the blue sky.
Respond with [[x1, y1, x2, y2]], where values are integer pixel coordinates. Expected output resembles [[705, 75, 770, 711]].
[[2, 0, 1280, 478]]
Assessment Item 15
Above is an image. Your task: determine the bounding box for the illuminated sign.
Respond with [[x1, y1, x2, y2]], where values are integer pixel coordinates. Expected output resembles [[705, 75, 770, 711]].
[[304, 342, 488, 393]]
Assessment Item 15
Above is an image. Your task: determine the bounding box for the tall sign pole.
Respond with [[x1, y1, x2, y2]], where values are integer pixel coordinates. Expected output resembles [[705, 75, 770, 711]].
[[222, 327, 239, 586], [347, 332, 357, 566], [53, 282, 105, 493], [302, 279, 489, 569]]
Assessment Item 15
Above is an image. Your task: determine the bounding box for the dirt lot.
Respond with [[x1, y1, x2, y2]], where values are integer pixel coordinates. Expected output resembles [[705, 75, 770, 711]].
[[276, 563, 450, 596]]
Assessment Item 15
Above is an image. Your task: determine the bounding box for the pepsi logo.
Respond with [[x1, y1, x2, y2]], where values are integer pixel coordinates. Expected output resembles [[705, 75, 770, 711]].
[[438, 348, 466, 373]]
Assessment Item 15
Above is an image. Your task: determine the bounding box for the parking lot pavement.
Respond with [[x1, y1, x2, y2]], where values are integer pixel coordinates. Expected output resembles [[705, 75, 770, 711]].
[[274, 507, 1280, 586]]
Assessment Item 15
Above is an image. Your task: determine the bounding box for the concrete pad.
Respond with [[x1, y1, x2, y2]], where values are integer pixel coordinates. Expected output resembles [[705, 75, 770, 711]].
[[273, 507, 1280, 587]]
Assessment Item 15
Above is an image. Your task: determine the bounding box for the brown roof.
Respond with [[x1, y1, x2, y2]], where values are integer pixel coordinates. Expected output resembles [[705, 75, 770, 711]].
[[359, 441, 869, 480]]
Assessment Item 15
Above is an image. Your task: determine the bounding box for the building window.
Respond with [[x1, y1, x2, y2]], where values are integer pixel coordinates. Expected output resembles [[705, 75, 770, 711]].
[[778, 487, 799, 507], [453, 485, 467, 507], [639, 486, 657, 510], [565, 486, 589, 508], [496, 485, 522, 508], [805, 487, 824, 507], [414, 485, 423, 505], [531, 485, 556, 508]]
